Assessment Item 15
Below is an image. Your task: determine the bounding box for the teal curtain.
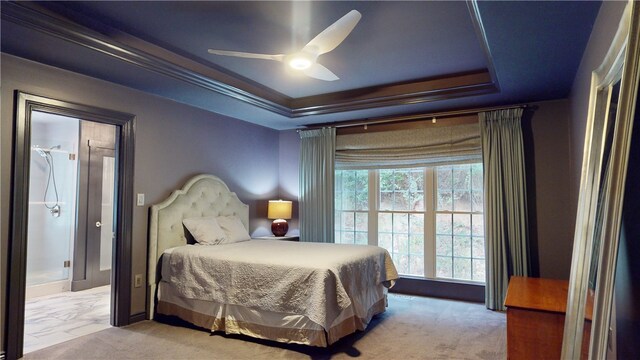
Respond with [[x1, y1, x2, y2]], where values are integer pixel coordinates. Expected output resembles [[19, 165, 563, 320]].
[[299, 128, 336, 243], [480, 108, 530, 311]]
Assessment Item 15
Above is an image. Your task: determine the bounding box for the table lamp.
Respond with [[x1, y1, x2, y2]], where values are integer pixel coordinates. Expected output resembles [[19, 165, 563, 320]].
[[268, 200, 292, 237]]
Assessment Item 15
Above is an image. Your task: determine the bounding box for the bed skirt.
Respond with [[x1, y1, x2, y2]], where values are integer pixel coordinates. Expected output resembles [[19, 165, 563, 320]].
[[156, 282, 387, 347]]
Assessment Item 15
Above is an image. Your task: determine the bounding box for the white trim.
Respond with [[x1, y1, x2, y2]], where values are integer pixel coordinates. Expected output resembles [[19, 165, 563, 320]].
[[562, 1, 638, 358]]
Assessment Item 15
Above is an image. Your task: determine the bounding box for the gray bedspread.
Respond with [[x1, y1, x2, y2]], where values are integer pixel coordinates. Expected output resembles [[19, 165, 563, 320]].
[[161, 239, 398, 330]]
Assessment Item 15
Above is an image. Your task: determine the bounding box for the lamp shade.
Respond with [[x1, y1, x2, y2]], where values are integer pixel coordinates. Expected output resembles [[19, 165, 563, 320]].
[[268, 200, 292, 220]]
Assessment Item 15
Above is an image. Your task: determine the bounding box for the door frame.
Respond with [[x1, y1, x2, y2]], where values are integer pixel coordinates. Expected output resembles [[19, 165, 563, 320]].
[[5, 91, 135, 359]]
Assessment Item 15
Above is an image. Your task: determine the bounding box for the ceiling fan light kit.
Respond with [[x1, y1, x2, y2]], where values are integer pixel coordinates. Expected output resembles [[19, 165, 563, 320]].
[[207, 10, 362, 81]]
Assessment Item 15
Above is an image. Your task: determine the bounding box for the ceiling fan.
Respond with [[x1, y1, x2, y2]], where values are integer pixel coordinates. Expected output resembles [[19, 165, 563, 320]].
[[207, 10, 362, 81]]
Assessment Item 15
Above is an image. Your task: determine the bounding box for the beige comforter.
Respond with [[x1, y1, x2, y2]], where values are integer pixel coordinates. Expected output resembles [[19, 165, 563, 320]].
[[161, 240, 398, 330]]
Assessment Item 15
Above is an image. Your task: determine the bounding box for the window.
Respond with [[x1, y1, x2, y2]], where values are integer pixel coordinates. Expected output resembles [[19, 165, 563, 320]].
[[334, 170, 368, 245], [378, 168, 425, 276], [334, 164, 485, 283], [434, 164, 485, 282]]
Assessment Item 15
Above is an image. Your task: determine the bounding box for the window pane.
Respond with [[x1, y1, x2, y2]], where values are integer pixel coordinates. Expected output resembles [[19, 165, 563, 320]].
[[394, 234, 409, 254], [409, 234, 424, 255], [394, 171, 409, 191], [380, 191, 393, 211], [356, 232, 368, 245], [472, 214, 484, 236], [379, 232, 392, 252], [396, 254, 409, 274], [472, 259, 486, 282], [378, 213, 392, 233], [472, 237, 485, 259], [436, 256, 452, 278], [409, 214, 424, 234], [437, 189, 453, 211], [355, 172, 368, 210], [453, 166, 471, 190], [452, 214, 471, 235], [453, 236, 471, 257], [410, 191, 424, 211], [410, 170, 424, 191], [437, 167, 452, 190], [342, 231, 355, 244], [393, 190, 410, 210], [453, 258, 472, 280], [453, 190, 471, 211], [436, 235, 452, 256], [344, 191, 355, 210], [434, 163, 484, 283], [342, 212, 355, 231], [472, 191, 483, 213], [393, 213, 408, 233], [355, 212, 367, 232], [471, 164, 483, 190], [410, 255, 425, 276], [335, 170, 369, 246], [379, 170, 393, 191], [436, 214, 452, 234]]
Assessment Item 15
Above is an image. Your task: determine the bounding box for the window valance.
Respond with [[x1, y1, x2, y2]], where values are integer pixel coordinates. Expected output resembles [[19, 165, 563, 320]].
[[335, 123, 482, 169]]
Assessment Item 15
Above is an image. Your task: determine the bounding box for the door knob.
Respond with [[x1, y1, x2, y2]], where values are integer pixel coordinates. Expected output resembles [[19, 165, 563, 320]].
[[96, 221, 102, 228]]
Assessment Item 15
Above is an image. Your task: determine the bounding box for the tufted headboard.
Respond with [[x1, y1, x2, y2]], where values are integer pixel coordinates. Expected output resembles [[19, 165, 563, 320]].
[[147, 174, 249, 319]]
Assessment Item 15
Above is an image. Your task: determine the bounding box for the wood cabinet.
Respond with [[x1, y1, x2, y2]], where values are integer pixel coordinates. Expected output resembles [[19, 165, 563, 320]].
[[505, 276, 592, 359]]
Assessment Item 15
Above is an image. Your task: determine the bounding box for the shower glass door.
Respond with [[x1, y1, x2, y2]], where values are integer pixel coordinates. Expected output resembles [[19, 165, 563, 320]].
[[26, 112, 79, 288]]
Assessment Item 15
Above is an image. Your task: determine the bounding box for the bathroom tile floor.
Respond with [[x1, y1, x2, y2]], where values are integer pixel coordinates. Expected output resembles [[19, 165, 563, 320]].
[[23, 285, 111, 354]]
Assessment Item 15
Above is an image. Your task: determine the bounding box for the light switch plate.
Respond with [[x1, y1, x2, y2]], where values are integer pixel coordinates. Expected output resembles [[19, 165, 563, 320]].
[[136, 193, 145, 206], [134, 274, 143, 288]]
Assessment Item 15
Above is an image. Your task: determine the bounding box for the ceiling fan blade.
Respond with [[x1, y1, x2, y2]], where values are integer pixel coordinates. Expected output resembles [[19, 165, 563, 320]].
[[303, 10, 362, 55], [207, 49, 284, 62], [303, 63, 339, 81]]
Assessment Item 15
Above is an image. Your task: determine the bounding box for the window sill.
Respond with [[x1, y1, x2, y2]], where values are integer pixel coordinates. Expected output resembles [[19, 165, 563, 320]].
[[389, 276, 485, 303]]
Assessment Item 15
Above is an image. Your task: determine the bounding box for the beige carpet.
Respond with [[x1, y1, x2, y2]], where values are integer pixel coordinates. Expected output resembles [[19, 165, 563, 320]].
[[23, 294, 506, 359]]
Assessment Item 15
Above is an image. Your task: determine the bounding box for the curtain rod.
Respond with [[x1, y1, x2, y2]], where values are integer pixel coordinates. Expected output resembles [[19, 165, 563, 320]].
[[299, 103, 535, 131]]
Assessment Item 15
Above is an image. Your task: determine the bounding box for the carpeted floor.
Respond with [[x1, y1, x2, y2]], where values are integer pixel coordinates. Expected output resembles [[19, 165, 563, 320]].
[[23, 294, 506, 359]]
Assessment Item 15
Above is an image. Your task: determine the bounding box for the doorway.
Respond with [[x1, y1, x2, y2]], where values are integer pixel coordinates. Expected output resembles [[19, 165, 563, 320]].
[[6, 92, 135, 360], [23, 114, 116, 353]]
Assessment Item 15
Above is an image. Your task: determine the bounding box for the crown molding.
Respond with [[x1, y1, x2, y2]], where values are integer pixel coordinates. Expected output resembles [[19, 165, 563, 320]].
[[0, 2, 292, 117], [291, 70, 496, 116], [1, 1, 500, 118]]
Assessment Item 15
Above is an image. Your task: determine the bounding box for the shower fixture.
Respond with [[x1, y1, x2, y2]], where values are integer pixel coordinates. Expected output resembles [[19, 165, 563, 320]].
[[33, 145, 62, 217]]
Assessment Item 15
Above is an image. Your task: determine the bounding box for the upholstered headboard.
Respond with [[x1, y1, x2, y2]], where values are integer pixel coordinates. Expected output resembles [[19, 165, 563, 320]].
[[147, 174, 249, 319]]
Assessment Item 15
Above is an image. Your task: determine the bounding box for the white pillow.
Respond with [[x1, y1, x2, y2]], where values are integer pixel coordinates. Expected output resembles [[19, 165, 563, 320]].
[[216, 215, 251, 243], [182, 216, 227, 245]]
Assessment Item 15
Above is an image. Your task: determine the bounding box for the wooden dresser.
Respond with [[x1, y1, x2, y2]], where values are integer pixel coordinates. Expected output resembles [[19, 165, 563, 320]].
[[504, 276, 592, 359]]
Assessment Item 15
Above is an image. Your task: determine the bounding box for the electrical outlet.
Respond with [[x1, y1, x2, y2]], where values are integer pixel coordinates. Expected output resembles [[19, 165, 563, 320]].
[[134, 274, 143, 288], [136, 193, 145, 206]]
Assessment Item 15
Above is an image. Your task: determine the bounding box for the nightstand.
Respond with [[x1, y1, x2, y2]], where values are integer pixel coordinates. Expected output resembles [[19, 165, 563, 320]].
[[254, 235, 299, 241]]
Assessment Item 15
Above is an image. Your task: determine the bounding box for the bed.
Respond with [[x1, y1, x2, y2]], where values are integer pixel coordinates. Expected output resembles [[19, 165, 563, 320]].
[[147, 174, 398, 347]]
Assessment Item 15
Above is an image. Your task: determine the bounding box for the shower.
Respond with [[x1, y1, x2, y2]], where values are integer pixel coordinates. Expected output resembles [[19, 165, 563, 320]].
[[33, 145, 62, 217]]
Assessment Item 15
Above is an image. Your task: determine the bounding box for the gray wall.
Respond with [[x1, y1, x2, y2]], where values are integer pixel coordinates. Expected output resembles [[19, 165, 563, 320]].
[[278, 130, 301, 234], [523, 100, 573, 279], [1, 54, 280, 347]]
